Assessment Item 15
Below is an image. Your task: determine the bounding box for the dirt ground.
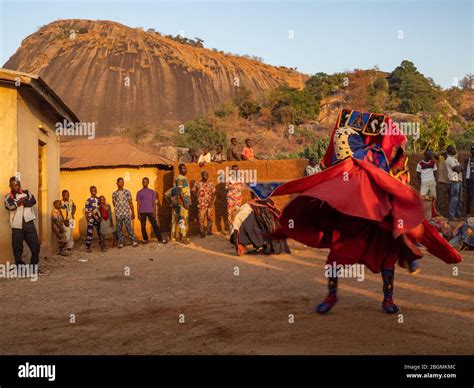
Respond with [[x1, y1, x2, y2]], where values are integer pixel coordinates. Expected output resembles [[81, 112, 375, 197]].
[[0, 235, 472, 355]]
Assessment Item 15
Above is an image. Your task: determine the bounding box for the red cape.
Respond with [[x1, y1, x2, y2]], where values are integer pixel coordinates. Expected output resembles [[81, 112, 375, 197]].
[[272, 157, 461, 273]]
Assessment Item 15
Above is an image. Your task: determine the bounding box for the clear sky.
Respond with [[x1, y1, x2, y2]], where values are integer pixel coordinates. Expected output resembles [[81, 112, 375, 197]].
[[0, 0, 472, 88]]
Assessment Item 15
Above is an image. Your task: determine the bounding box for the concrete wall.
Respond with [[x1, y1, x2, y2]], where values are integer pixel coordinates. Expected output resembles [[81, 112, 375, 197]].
[[0, 85, 61, 263], [0, 85, 18, 261], [59, 167, 174, 241], [173, 159, 308, 235], [17, 88, 61, 258]]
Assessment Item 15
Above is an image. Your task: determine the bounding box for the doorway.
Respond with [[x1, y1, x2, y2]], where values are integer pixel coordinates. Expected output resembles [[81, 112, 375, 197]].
[[38, 141, 46, 242]]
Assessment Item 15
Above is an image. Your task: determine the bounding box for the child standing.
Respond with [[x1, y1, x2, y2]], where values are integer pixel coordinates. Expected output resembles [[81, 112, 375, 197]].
[[99, 196, 117, 246], [60, 189, 76, 252], [51, 200, 70, 256]]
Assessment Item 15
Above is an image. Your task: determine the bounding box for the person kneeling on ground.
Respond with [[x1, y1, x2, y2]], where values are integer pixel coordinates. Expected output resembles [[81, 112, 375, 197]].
[[230, 196, 290, 256]]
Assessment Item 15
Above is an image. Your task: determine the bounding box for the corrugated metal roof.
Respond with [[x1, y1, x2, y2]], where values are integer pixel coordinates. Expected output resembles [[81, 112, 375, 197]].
[[0, 67, 80, 123], [60, 137, 173, 170]]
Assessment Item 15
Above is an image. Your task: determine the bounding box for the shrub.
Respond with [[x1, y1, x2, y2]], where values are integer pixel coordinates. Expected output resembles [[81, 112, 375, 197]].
[[214, 101, 237, 118], [300, 135, 330, 160], [232, 87, 261, 118], [175, 117, 227, 150], [268, 85, 318, 125]]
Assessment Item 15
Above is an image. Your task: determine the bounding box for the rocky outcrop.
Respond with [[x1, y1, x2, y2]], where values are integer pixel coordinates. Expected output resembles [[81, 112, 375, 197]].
[[5, 19, 305, 136]]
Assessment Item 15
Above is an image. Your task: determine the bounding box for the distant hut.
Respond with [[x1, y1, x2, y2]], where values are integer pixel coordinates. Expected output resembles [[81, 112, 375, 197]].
[[59, 137, 173, 240]]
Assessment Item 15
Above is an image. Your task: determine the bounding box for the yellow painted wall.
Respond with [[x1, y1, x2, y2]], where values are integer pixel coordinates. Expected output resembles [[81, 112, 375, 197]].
[[0, 85, 61, 263], [16, 88, 61, 260], [59, 167, 173, 242], [0, 85, 18, 262]]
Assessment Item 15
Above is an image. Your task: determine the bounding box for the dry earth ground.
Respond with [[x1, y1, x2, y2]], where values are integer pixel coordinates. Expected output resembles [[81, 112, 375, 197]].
[[0, 235, 472, 355]]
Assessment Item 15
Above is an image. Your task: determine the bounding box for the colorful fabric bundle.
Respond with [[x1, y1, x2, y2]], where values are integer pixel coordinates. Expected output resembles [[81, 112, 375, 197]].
[[322, 109, 410, 184]]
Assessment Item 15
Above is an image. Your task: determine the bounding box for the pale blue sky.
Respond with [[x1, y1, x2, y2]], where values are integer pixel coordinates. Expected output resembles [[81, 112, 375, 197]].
[[0, 0, 472, 88]]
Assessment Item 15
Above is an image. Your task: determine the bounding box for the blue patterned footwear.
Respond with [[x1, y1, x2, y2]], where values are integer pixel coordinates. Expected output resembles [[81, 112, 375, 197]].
[[382, 298, 400, 314], [316, 294, 338, 314], [316, 276, 338, 314], [381, 268, 400, 314]]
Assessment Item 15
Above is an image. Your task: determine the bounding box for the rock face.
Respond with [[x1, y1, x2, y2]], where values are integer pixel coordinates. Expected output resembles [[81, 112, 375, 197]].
[[5, 19, 305, 136]]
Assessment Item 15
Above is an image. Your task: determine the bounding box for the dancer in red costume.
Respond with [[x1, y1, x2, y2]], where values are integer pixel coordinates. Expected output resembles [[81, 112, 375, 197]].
[[272, 109, 462, 314]]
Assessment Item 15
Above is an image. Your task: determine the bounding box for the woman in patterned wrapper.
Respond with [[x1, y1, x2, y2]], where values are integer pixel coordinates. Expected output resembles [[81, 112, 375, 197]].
[[271, 109, 461, 314]]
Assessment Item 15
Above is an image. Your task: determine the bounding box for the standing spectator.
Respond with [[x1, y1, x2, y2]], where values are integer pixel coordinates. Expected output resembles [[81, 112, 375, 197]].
[[227, 138, 241, 161], [112, 178, 138, 248], [212, 144, 227, 163], [136, 177, 167, 244], [175, 164, 191, 244], [192, 171, 216, 237], [435, 151, 450, 217], [85, 186, 106, 252], [416, 150, 438, 199], [197, 146, 212, 166], [180, 148, 198, 163], [4, 176, 40, 269], [60, 189, 75, 251], [305, 158, 322, 176], [226, 165, 244, 229], [445, 145, 463, 221], [51, 200, 70, 256], [464, 146, 474, 216], [242, 139, 256, 161], [164, 186, 179, 241], [99, 195, 117, 246]]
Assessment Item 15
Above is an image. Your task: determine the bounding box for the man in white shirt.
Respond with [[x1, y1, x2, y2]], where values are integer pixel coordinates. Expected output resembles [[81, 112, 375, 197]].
[[416, 150, 438, 199], [4, 177, 40, 267], [197, 146, 212, 166], [445, 145, 463, 220], [305, 158, 322, 176]]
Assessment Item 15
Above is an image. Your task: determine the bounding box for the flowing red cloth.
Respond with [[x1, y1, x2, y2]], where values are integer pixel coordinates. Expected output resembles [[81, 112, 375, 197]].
[[272, 157, 461, 273]]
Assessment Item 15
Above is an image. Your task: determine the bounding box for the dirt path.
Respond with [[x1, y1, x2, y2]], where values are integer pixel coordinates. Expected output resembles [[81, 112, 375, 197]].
[[0, 235, 472, 355]]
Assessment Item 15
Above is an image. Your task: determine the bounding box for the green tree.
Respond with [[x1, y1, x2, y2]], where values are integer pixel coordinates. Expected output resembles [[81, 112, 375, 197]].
[[300, 135, 330, 160], [388, 60, 438, 114], [176, 117, 227, 150], [305, 72, 347, 100], [269, 85, 318, 125], [412, 113, 451, 153]]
